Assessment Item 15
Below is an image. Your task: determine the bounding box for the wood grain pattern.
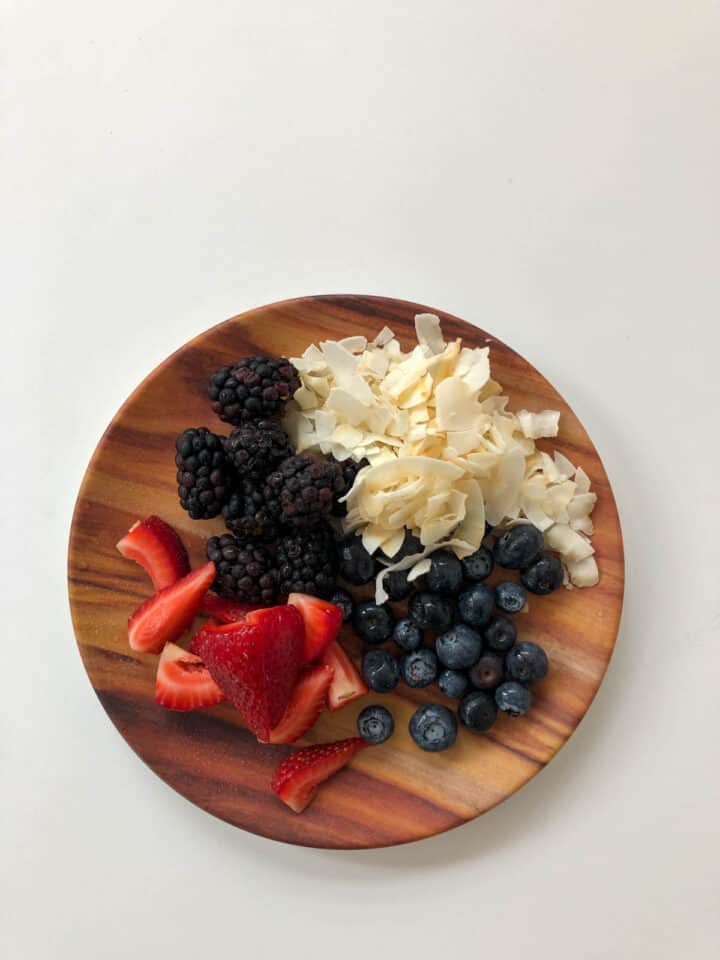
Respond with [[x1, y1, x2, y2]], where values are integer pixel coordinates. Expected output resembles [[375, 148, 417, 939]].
[[67, 295, 624, 849]]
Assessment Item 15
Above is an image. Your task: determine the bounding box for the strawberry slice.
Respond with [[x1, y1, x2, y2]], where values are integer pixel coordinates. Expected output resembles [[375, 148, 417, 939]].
[[116, 516, 190, 591], [191, 605, 304, 739], [128, 561, 216, 653], [201, 592, 261, 624], [288, 592, 343, 663], [271, 737, 370, 813], [261, 664, 334, 744], [154, 642, 224, 711], [320, 640, 368, 711]]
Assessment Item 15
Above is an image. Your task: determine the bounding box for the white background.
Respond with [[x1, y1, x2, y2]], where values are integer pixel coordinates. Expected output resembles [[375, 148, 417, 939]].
[[3, 2, 719, 957]]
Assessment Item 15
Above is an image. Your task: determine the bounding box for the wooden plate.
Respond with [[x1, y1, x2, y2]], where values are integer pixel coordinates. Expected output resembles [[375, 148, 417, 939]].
[[68, 295, 624, 849]]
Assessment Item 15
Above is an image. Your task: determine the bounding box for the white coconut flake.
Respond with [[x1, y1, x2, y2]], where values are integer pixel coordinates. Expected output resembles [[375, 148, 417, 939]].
[[517, 410, 560, 440], [414, 313, 446, 355]]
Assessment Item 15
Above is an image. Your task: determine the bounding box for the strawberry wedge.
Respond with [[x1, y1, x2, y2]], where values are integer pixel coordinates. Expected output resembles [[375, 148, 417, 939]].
[[271, 738, 370, 813], [320, 640, 368, 711], [261, 664, 334, 745], [155, 642, 224, 711], [117, 516, 190, 591], [288, 593, 343, 663], [201, 592, 261, 624], [128, 561, 216, 654]]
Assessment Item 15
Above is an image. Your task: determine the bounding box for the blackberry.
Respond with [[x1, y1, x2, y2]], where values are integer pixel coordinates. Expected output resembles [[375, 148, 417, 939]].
[[224, 420, 294, 480], [175, 427, 233, 520], [222, 479, 280, 539], [332, 457, 369, 516], [206, 533, 277, 604], [266, 455, 346, 528], [276, 526, 337, 599], [208, 356, 300, 425]]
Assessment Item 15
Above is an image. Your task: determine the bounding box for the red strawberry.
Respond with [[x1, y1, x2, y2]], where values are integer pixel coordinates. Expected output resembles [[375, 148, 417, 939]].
[[201, 592, 261, 623], [271, 737, 370, 813], [116, 516, 190, 591], [261, 664, 334, 744], [320, 639, 368, 711], [154, 642, 224, 711], [191, 605, 304, 739], [288, 592, 343, 663], [128, 561, 216, 653]]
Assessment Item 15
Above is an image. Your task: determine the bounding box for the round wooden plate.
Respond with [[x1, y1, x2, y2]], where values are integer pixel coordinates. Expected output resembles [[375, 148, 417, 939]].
[[68, 295, 624, 849]]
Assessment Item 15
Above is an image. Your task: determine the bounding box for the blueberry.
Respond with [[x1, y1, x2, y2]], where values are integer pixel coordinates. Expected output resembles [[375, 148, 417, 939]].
[[353, 601, 394, 644], [408, 592, 454, 632], [357, 704, 394, 744], [458, 583, 495, 628], [506, 642, 549, 684], [461, 546, 494, 582], [383, 568, 413, 601], [483, 616, 517, 652], [459, 691, 498, 731], [495, 581, 527, 614], [400, 649, 438, 688], [384, 530, 423, 561], [338, 536, 377, 585], [494, 524, 544, 570], [436, 624, 483, 670], [362, 650, 400, 692], [393, 617, 423, 652], [426, 550, 463, 595], [409, 704, 457, 752], [520, 554, 564, 595], [469, 652, 505, 690], [437, 669, 469, 699], [331, 589, 354, 622], [495, 681, 532, 717]]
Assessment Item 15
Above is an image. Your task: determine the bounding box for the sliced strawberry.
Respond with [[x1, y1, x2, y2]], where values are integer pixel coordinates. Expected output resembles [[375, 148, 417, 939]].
[[271, 737, 370, 813], [128, 561, 216, 653], [154, 642, 224, 711], [191, 605, 304, 739], [320, 639, 368, 711], [201, 592, 261, 623], [288, 592, 343, 663], [261, 664, 334, 744], [116, 516, 190, 591]]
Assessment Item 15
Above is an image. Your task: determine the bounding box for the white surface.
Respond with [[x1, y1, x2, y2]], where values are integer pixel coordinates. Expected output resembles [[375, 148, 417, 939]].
[[2, 2, 719, 957]]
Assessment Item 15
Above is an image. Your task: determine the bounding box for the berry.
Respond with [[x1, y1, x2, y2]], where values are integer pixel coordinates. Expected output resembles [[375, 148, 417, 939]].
[[459, 691, 497, 731], [409, 704, 457, 752], [382, 530, 423, 561], [353, 601, 394, 644], [332, 457, 369, 516], [288, 592, 343, 663], [222, 480, 281, 539], [266, 455, 346, 528], [362, 650, 400, 693], [408, 592, 454, 632], [461, 546, 494, 582], [458, 583, 495, 628], [208, 356, 300, 425], [494, 524, 544, 570], [469, 652, 504, 690], [127, 561, 216, 654], [271, 737, 369, 813], [331, 589, 354, 622], [426, 549, 463, 595], [154, 642, 224, 711], [320, 640, 368, 710], [435, 624, 483, 669], [483, 616, 517, 652], [206, 534, 278, 604], [191, 605, 304, 738], [506, 642, 549, 684], [357, 705, 394, 745], [337, 536, 378, 585], [116, 515, 190, 591], [201, 593, 260, 623], [262, 664, 334, 744], [224, 420, 294, 480], [495, 581, 527, 614], [276, 526, 337, 599], [520, 554, 564, 595], [495, 681, 532, 717], [175, 428, 233, 519], [437, 669, 469, 699], [383, 568, 413, 601], [400, 649, 438, 688], [393, 618, 423, 652]]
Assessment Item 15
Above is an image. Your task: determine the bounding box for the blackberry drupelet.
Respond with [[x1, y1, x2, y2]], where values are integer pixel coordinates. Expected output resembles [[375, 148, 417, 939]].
[[175, 427, 233, 520], [208, 356, 300, 425], [206, 533, 278, 604], [224, 420, 294, 480], [276, 526, 337, 599], [266, 455, 346, 528], [222, 479, 281, 539]]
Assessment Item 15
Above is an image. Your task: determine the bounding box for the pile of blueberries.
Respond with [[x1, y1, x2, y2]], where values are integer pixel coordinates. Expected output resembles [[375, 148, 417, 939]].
[[334, 523, 563, 752]]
